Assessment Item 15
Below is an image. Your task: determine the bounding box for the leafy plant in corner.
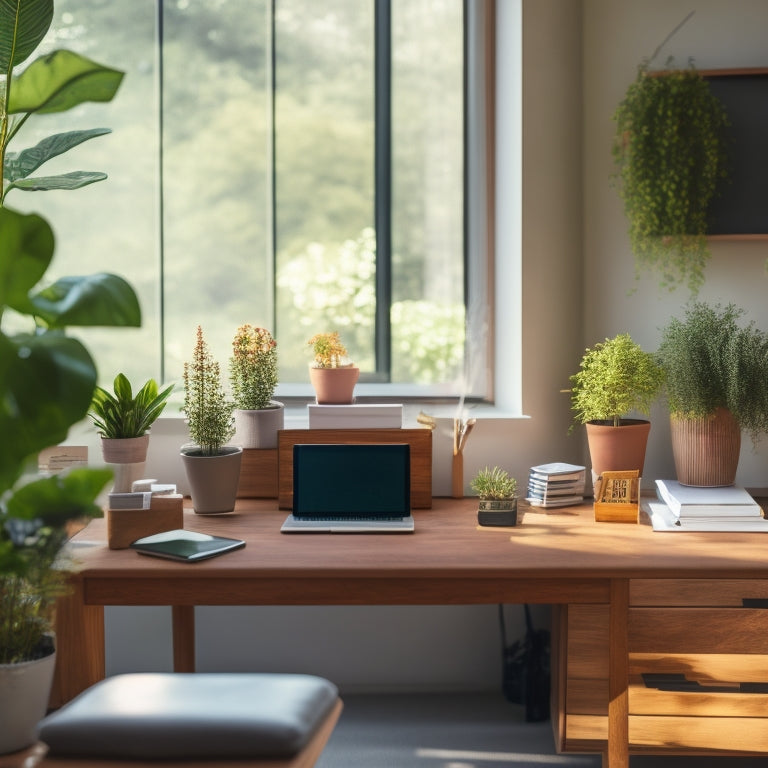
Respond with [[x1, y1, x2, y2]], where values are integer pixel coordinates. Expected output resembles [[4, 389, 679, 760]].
[[612, 58, 729, 295], [230, 325, 278, 410], [182, 326, 235, 455], [89, 373, 174, 439], [569, 333, 664, 429], [470, 466, 518, 500], [0, 0, 139, 666], [656, 302, 768, 444]]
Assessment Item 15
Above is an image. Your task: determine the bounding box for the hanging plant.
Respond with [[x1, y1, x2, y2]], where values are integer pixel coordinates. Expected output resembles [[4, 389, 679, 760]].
[[612, 58, 729, 294]]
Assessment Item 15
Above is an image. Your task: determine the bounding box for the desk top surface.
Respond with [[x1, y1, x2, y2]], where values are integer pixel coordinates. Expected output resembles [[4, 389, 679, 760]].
[[69, 498, 768, 584]]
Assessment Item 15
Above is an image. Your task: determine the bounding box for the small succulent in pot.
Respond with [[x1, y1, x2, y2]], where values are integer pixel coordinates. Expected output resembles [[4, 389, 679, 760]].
[[471, 466, 519, 527], [307, 332, 359, 404]]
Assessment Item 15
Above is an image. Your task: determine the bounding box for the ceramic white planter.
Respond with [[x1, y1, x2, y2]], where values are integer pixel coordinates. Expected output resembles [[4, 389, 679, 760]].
[[181, 445, 243, 514], [101, 435, 150, 493], [0, 644, 56, 754], [233, 402, 285, 449]]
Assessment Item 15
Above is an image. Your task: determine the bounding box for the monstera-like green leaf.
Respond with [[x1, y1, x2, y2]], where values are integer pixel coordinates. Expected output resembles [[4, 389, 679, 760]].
[[0, 0, 53, 71], [8, 49, 124, 115]]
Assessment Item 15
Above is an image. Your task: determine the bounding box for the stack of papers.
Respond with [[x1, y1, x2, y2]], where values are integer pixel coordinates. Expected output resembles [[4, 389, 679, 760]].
[[526, 462, 586, 508], [645, 480, 768, 532]]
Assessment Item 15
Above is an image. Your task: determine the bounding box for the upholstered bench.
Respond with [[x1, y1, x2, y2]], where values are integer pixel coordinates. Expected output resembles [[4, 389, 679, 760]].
[[19, 672, 341, 768]]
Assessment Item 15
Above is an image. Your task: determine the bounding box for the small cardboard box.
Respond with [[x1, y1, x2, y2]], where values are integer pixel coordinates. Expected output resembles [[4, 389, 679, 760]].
[[107, 493, 184, 549]]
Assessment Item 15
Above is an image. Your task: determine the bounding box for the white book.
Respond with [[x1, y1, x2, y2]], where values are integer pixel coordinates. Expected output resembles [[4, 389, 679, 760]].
[[643, 500, 768, 532], [308, 403, 403, 429], [655, 479, 763, 518]]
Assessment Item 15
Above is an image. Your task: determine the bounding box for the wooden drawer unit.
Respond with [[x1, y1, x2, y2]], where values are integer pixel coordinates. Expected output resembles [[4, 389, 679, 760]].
[[554, 580, 768, 755]]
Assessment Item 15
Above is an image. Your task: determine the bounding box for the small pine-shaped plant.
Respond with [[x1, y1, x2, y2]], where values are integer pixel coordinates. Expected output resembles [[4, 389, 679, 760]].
[[183, 326, 234, 455], [230, 325, 278, 410], [470, 466, 517, 500]]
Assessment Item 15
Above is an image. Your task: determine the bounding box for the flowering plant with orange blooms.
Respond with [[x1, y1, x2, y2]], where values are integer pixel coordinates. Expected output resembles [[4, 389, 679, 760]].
[[229, 324, 278, 410], [307, 331, 352, 369]]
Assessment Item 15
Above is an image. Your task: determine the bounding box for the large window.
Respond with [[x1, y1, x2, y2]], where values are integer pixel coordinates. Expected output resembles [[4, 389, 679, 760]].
[[14, 0, 476, 397]]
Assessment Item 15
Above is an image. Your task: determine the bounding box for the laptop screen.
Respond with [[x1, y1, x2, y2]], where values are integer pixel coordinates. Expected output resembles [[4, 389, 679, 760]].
[[292, 443, 411, 518]]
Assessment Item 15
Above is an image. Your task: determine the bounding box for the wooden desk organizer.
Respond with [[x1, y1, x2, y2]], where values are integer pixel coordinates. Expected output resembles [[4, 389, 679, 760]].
[[593, 470, 640, 523], [107, 493, 184, 549]]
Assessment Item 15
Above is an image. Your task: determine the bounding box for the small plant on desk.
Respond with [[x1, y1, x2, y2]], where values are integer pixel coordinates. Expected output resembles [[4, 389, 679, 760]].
[[471, 467, 519, 527]]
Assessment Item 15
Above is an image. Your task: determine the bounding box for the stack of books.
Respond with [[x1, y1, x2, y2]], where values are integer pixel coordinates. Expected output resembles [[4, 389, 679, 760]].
[[643, 479, 768, 532], [308, 403, 403, 429], [526, 462, 586, 508]]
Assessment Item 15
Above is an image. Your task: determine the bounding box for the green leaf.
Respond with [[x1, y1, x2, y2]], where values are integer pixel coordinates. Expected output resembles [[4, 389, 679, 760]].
[[0, 330, 96, 493], [8, 170, 108, 193], [29, 272, 141, 329], [6, 468, 111, 526], [9, 49, 124, 115], [0, 0, 53, 71], [4, 129, 112, 181], [0, 207, 54, 315]]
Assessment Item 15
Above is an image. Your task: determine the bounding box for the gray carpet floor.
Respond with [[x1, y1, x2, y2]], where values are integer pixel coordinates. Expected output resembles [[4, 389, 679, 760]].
[[316, 691, 768, 768]]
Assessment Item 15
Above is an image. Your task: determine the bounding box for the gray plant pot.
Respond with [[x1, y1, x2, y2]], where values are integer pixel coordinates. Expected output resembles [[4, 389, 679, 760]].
[[477, 498, 518, 527], [233, 402, 285, 449], [0, 639, 56, 754], [181, 445, 243, 514]]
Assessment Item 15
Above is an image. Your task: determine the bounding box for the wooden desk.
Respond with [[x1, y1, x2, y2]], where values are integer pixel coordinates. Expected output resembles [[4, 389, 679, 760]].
[[53, 498, 768, 768]]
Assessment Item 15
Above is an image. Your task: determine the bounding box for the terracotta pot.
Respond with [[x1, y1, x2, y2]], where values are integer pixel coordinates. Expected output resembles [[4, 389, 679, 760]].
[[585, 419, 651, 480], [0, 638, 56, 754], [181, 445, 243, 514], [101, 435, 150, 493], [233, 402, 285, 449], [670, 408, 741, 487], [309, 365, 359, 404]]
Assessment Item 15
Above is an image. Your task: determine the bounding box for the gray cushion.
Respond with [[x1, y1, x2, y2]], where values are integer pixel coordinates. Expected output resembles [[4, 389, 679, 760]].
[[37, 672, 339, 759]]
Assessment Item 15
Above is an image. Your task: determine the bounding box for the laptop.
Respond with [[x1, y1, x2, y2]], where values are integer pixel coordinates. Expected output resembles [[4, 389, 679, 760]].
[[281, 443, 414, 533]]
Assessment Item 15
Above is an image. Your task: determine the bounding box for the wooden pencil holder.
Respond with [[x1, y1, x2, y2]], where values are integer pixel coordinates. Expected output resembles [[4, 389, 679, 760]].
[[107, 494, 184, 549]]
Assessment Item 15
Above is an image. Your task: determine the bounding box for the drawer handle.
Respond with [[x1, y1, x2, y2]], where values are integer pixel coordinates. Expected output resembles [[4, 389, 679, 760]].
[[741, 598, 768, 608], [642, 673, 768, 694]]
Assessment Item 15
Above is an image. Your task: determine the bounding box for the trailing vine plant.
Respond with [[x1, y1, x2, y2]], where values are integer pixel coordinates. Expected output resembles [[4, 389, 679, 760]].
[[613, 53, 729, 295]]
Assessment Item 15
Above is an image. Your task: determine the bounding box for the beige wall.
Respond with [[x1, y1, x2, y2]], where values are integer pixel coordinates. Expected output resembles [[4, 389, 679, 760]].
[[583, 0, 768, 487]]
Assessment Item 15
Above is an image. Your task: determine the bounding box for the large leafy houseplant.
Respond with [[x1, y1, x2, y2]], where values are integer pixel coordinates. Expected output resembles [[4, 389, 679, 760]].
[[0, 2, 139, 749], [613, 59, 729, 295], [657, 303, 768, 485]]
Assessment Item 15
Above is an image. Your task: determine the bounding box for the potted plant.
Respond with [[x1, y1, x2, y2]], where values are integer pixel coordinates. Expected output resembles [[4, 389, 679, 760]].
[[657, 302, 768, 486], [569, 333, 664, 480], [471, 466, 519, 527], [307, 331, 359, 404], [89, 373, 174, 491], [1, 2, 136, 752], [229, 324, 283, 449], [613, 59, 729, 295], [181, 326, 242, 514]]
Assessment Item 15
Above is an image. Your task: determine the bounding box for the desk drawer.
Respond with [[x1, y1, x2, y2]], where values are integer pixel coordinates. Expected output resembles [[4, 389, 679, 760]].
[[555, 604, 768, 754], [631, 579, 768, 606]]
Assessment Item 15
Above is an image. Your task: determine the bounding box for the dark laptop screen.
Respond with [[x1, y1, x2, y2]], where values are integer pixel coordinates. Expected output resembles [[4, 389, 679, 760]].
[[292, 443, 410, 517]]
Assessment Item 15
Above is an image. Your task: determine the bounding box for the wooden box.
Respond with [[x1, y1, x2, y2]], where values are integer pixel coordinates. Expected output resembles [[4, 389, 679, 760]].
[[107, 493, 184, 550], [593, 470, 640, 523], [237, 448, 278, 498], [277, 428, 433, 509]]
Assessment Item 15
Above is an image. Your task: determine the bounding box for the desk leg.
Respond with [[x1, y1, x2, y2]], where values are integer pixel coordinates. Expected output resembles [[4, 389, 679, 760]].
[[603, 579, 629, 768], [50, 577, 105, 708], [172, 605, 196, 672]]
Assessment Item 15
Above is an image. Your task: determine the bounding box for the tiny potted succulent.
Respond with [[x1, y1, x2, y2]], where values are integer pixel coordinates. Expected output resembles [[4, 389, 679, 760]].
[[471, 466, 519, 527], [89, 373, 174, 491], [181, 326, 241, 514], [229, 324, 283, 449], [307, 331, 359, 404], [569, 333, 663, 480], [657, 302, 768, 486]]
